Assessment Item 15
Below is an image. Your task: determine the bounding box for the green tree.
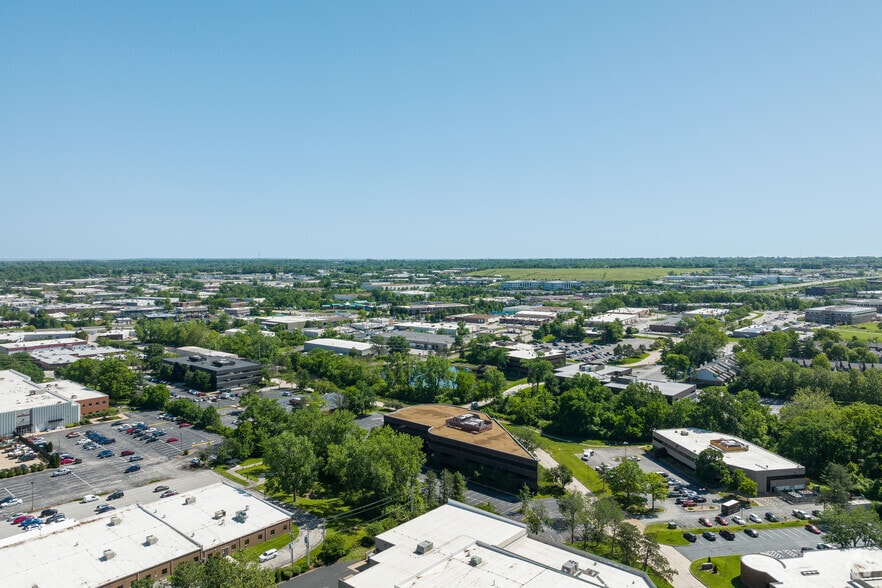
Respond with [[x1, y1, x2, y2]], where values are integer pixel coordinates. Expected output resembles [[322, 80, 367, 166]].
[[819, 463, 853, 507], [387, 335, 410, 355], [556, 491, 586, 543], [599, 320, 624, 344], [646, 473, 668, 510], [523, 500, 549, 534], [694, 448, 729, 486], [263, 432, 318, 501], [670, 318, 727, 367], [550, 463, 573, 488], [606, 459, 646, 503], [319, 531, 349, 564], [822, 506, 882, 548], [580, 496, 624, 548], [661, 353, 690, 380]]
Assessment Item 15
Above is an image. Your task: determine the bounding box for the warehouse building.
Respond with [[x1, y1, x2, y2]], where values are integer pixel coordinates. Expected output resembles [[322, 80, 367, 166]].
[[741, 547, 882, 588], [378, 331, 454, 353], [652, 428, 806, 495], [0, 483, 291, 588], [384, 405, 539, 491], [340, 501, 654, 588], [0, 370, 85, 435], [303, 338, 375, 356], [804, 305, 877, 325]]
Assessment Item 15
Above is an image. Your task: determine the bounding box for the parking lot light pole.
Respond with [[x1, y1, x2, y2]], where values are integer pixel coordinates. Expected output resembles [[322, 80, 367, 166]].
[[30, 481, 34, 512]]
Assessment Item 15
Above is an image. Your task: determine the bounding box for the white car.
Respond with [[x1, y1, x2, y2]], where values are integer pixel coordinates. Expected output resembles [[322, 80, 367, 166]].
[[0, 498, 23, 508], [731, 515, 745, 525], [748, 513, 762, 523], [76, 438, 89, 445], [82, 494, 99, 503], [258, 548, 277, 562], [51, 468, 72, 477]]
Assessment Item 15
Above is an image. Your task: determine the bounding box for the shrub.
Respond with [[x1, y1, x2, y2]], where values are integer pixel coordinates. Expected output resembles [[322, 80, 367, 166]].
[[319, 531, 348, 564]]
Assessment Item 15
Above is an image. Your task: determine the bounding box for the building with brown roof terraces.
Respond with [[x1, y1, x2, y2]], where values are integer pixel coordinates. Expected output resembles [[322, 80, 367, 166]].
[[384, 404, 539, 490]]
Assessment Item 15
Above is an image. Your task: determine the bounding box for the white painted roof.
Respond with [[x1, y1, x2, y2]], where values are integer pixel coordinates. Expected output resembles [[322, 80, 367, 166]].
[[654, 428, 803, 473]]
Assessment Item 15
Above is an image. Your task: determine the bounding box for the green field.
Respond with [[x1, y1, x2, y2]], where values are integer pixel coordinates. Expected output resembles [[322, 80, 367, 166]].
[[834, 323, 882, 342], [468, 267, 709, 282], [690, 555, 746, 588]]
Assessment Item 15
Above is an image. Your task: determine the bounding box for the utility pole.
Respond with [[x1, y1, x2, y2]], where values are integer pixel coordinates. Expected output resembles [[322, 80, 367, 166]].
[[305, 525, 310, 567]]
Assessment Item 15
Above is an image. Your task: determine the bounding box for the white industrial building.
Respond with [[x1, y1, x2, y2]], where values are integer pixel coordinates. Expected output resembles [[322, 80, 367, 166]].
[[0, 370, 82, 435], [741, 547, 882, 587], [303, 338, 375, 356], [652, 428, 806, 495], [340, 501, 653, 588]]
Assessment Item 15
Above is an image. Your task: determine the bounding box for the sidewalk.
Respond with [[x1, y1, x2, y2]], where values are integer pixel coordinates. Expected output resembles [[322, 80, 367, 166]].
[[534, 447, 590, 495]]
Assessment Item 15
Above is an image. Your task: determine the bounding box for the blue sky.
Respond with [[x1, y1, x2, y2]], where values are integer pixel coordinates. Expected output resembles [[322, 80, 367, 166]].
[[2, 2, 880, 260]]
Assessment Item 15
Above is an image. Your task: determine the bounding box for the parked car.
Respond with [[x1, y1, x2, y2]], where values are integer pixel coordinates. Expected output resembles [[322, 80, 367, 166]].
[[731, 515, 745, 525], [107, 490, 124, 500], [96, 504, 116, 514], [166, 437, 180, 443], [805, 524, 822, 534], [7, 512, 27, 522], [40, 508, 58, 518], [98, 449, 114, 458], [45, 513, 66, 524], [65, 431, 80, 438], [59, 458, 75, 465], [744, 528, 759, 538], [702, 531, 717, 541], [714, 516, 729, 526], [0, 497, 23, 508], [124, 465, 141, 473], [21, 518, 42, 529], [817, 543, 835, 550], [120, 449, 135, 457], [154, 485, 170, 492], [682, 500, 697, 508], [12, 514, 33, 525], [128, 455, 143, 462], [748, 513, 762, 523], [765, 512, 779, 522], [179, 422, 192, 428], [720, 529, 736, 540], [51, 468, 72, 477], [698, 517, 713, 527], [258, 548, 278, 562], [683, 532, 697, 543], [160, 490, 178, 498], [82, 495, 99, 503]]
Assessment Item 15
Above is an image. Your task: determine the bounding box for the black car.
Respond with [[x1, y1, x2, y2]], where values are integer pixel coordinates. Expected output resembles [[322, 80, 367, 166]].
[[107, 490, 124, 500], [40, 508, 57, 518], [45, 513, 66, 524], [683, 532, 697, 543], [744, 528, 759, 537], [720, 529, 736, 540], [765, 512, 780, 522], [702, 531, 717, 541]]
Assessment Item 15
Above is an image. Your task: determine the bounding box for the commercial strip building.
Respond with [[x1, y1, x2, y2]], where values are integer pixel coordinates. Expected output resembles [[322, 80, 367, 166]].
[[554, 364, 697, 401], [804, 305, 877, 325], [377, 330, 454, 354], [0, 370, 93, 435], [652, 428, 806, 495], [741, 547, 882, 588], [384, 405, 540, 490], [339, 500, 654, 588], [0, 483, 291, 588], [303, 338, 375, 356], [161, 353, 262, 391]]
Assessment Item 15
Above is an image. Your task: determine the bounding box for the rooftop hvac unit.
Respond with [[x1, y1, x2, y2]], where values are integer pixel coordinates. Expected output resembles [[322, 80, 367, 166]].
[[236, 510, 248, 519], [103, 549, 116, 560], [145, 535, 158, 545], [185, 496, 196, 505], [213, 510, 226, 519], [416, 540, 433, 555], [562, 560, 579, 576], [469, 556, 482, 567], [110, 516, 122, 526]]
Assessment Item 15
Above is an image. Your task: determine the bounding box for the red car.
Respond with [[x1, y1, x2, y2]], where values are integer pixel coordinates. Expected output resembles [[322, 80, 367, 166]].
[[179, 422, 192, 428], [683, 500, 697, 508], [715, 516, 729, 526], [60, 458, 75, 465], [166, 437, 179, 443], [699, 517, 713, 527], [805, 524, 822, 534], [12, 515, 33, 525], [65, 431, 80, 438], [120, 450, 135, 457]]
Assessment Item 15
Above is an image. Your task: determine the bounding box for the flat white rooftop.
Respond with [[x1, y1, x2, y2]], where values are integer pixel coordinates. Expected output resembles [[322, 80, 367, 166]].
[[343, 502, 652, 588], [742, 547, 882, 586], [654, 428, 802, 473], [0, 505, 200, 588], [304, 338, 374, 352], [41, 379, 107, 402], [0, 369, 71, 413]]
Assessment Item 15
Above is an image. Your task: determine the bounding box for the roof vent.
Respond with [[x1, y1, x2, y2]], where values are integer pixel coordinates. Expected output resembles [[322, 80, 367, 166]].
[[110, 516, 122, 526], [103, 549, 116, 560], [416, 540, 433, 555], [562, 560, 579, 576], [185, 496, 196, 505], [145, 535, 158, 545], [213, 510, 226, 519], [469, 556, 482, 566]]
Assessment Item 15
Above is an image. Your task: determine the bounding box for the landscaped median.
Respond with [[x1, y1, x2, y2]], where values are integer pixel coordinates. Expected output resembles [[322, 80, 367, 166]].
[[645, 519, 806, 545]]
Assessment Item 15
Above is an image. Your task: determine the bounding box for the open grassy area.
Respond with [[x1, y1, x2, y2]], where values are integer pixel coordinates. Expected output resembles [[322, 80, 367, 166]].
[[235, 526, 299, 563], [468, 267, 709, 282], [645, 519, 805, 546], [834, 323, 882, 342], [690, 555, 746, 588], [239, 463, 269, 480], [212, 465, 249, 486], [505, 425, 609, 495]]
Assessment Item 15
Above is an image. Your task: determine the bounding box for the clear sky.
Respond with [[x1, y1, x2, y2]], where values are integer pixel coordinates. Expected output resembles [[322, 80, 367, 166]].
[[2, 2, 880, 260]]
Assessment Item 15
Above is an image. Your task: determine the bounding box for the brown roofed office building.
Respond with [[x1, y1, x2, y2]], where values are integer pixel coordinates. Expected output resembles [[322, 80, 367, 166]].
[[384, 405, 539, 490]]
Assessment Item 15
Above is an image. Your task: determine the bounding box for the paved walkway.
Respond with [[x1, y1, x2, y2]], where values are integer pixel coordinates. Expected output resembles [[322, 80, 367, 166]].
[[534, 447, 590, 495]]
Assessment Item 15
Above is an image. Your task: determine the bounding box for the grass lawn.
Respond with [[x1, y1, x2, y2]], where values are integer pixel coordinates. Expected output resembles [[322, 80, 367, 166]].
[[468, 267, 709, 282], [235, 527, 299, 563], [834, 324, 882, 342], [505, 425, 609, 495], [646, 520, 805, 545], [212, 465, 249, 486], [240, 457, 264, 467], [239, 463, 269, 480], [690, 555, 746, 588], [613, 353, 650, 365]]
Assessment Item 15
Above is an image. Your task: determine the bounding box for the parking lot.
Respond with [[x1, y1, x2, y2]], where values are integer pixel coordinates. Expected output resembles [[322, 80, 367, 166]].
[[0, 413, 224, 525], [675, 524, 827, 558]]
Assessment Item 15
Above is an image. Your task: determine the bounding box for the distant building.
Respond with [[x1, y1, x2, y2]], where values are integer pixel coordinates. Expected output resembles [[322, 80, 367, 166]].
[[653, 428, 806, 495], [804, 305, 876, 325], [693, 356, 740, 386], [378, 331, 454, 354], [500, 280, 580, 291], [394, 303, 469, 316], [340, 501, 654, 588], [303, 338, 375, 356], [498, 343, 566, 375], [732, 325, 776, 338], [161, 353, 261, 391], [805, 285, 842, 296], [649, 317, 685, 334], [448, 313, 498, 324], [384, 404, 539, 491]]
